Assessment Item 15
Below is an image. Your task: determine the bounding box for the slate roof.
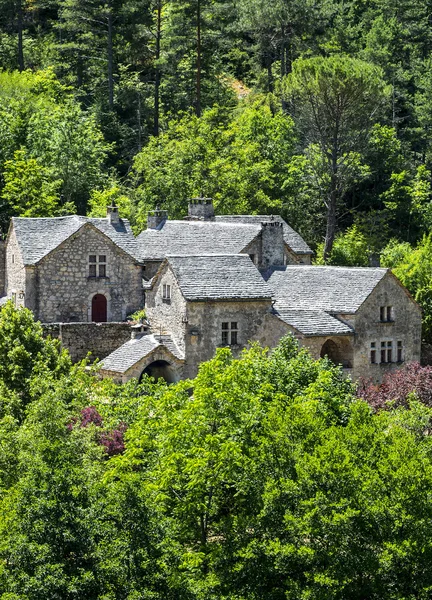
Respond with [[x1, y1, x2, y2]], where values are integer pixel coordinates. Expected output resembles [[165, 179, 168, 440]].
[[268, 265, 388, 314], [215, 215, 313, 255], [100, 334, 184, 374], [165, 254, 273, 301], [11, 216, 141, 265], [137, 220, 262, 260], [274, 307, 353, 336]]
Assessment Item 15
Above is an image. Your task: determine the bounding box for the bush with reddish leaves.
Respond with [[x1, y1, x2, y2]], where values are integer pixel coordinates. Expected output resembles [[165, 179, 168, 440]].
[[100, 423, 127, 457], [358, 362, 432, 410], [80, 406, 103, 427]]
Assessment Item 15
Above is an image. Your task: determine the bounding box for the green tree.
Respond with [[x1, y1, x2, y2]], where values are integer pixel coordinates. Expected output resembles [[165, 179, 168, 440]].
[[284, 55, 390, 260]]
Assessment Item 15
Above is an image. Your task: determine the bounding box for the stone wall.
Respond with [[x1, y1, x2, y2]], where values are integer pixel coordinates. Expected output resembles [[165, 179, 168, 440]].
[[182, 299, 280, 379], [43, 322, 132, 362], [5, 228, 27, 307], [0, 240, 6, 296], [35, 224, 143, 322], [350, 273, 422, 383], [145, 263, 187, 353]]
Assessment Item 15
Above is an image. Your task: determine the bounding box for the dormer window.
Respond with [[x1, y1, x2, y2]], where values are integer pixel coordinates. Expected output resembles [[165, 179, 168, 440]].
[[89, 255, 107, 277], [380, 306, 393, 322], [162, 284, 171, 300]]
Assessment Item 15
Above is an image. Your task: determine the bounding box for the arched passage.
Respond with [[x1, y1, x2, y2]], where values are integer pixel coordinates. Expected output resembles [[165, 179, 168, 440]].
[[140, 360, 178, 383], [320, 339, 342, 364], [92, 293, 107, 322]]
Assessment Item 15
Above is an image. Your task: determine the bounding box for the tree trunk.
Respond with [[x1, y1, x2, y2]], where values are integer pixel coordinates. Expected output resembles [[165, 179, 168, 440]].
[[17, 0, 24, 71], [280, 27, 287, 112], [196, 0, 201, 117], [107, 11, 114, 110], [154, 0, 162, 135], [323, 147, 339, 261]]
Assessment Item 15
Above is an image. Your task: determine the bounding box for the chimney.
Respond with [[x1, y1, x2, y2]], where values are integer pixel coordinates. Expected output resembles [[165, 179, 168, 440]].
[[147, 206, 168, 229], [261, 220, 285, 268], [107, 201, 120, 225], [187, 197, 215, 221]]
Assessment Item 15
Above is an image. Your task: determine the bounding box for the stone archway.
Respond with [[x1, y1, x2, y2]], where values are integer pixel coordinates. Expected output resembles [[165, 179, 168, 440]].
[[320, 339, 342, 364], [140, 359, 179, 383], [92, 293, 107, 322]]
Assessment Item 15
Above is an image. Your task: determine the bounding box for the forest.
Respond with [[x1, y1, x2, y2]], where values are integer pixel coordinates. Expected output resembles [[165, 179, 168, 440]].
[[3, 2, 432, 598], [1, 302, 432, 599]]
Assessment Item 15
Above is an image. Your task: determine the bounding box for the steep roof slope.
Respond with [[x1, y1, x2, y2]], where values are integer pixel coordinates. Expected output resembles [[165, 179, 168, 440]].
[[11, 216, 140, 265], [100, 334, 184, 374], [137, 220, 261, 260], [274, 308, 353, 336], [166, 254, 273, 301], [215, 215, 313, 255], [268, 265, 388, 314]]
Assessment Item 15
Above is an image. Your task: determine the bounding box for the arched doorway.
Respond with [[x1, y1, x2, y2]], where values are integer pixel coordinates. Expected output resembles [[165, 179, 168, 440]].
[[320, 339, 342, 365], [140, 360, 177, 383], [92, 293, 107, 322]]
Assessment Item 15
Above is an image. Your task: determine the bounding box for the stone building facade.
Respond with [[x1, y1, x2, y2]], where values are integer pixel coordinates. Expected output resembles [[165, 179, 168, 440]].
[[0, 199, 421, 384], [5, 207, 143, 323]]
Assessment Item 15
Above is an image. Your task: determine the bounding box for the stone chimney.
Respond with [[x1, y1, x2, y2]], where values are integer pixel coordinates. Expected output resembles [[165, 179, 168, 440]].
[[261, 220, 285, 268], [187, 197, 215, 221], [147, 207, 168, 229], [107, 201, 120, 225]]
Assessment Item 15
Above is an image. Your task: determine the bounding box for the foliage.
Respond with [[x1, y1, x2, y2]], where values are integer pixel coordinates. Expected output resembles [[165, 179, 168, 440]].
[[314, 225, 370, 267], [358, 362, 432, 411]]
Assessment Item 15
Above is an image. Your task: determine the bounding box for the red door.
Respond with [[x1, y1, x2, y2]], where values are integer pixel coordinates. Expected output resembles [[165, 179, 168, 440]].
[[92, 294, 107, 322]]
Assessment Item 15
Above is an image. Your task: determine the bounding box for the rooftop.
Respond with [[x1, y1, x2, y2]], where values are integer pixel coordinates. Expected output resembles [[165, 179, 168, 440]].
[[100, 334, 184, 374], [268, 265, 388, 314], [274, 307, 353, 336], [215, 215, 313, 255], [165, 254, 273, 301], [137, 220, 262, 260], [11, 215, 141, 265]]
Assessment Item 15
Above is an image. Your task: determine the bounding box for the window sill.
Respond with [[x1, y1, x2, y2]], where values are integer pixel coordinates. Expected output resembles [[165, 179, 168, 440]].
[[88, 276, 110, 280], [379, 320, 395, 324]]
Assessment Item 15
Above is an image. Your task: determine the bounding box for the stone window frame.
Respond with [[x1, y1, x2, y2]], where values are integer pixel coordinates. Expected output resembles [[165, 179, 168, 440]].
[[221, 321, 239, 346], [89, 254, 108, 278], [380, 305, 393, 322], [397, 340, 403, 363], [370, 341, 377, 364], [162, 284, 171, 301], [380, 339, 393, 363]]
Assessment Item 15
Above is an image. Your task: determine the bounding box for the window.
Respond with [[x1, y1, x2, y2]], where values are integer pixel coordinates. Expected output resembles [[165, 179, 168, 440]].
[[370, 342, 376, 364], [162, 284, 171, 300], [397, 341, 403, 362], [380, 340, 393, 363], [222, 322, 238, 346], [89, 255, 107, 278], [380, 306, 393, 322], [249, 254, 256, 265], [387, 340, 392, 362], [11, 254, 14, 264]]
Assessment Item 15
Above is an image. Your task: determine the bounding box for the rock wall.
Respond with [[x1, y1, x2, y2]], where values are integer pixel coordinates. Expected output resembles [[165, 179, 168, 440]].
[[43, 322, 132, 362]]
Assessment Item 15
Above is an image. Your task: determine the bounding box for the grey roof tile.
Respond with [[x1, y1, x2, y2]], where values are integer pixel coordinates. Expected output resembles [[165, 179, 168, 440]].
[[215, 215, 313, 254], [268, 265, 388, 314], [274, 307, 353, 336], [137, 220, 262, 260], [100, 334, 184, 374], [166, 254, 273, 301], [12, 216, 141, 265]]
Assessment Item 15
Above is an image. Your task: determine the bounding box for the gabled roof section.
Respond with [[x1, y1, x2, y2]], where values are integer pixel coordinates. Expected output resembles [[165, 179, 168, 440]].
[[215, 215, 313, 255], [137, 220, 262, 261], [100, 334, 184, 374], [268, 265, 388, 314], [11, 216, 141, 265], [166, 254, 273, 301], [274, 307, 353, 336]]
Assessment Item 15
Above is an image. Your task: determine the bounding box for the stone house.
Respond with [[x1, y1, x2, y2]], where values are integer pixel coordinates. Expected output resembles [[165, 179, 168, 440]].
[[4, 205, 143, 323], [267, 265, 422, 383], [100, 254, 290, 382], [0, 197, 421, 384]]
